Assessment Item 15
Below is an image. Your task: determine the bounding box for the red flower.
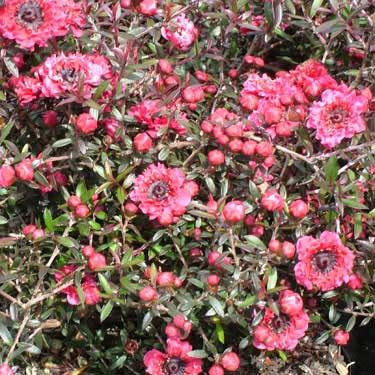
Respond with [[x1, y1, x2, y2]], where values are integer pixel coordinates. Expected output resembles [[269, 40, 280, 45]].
[[253, 291, 309, 351], [161, 14, 199, 51], [54, 266, 100, 305], [306, 84, 368, 148], [15, 52, 112, 103], [129, 164, 193, 225], [294, 231, 355, 291], [0, 0, 85, 50], [144, 338, 203, 375]]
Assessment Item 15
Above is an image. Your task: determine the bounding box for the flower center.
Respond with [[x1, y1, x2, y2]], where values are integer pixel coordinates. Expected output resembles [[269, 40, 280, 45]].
[[16, 1, 44, 30], [328, 107, 346, 125], [271, 314, 290, 334], [312, 250, 337, 273], [164, 357, 186, 375], [148, 180, 170, 201], [60, 68, 78, 83]]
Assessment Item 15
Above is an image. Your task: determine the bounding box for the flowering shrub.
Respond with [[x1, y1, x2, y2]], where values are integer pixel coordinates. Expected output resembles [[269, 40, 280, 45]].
[[1, 1, 375, 374]]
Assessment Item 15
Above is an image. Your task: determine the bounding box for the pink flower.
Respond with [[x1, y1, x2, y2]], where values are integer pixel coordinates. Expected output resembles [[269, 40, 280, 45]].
[[253, 291, 309, 351], [15, 52, 112, 103], [0, 364, 14, 375], [306, 84, 368, 148], [294, 231, 355, 291], [129, 164, 193, 225], [129, 100, 187, 137], [54, 266, 100, 305], [144, 338, 203, 375], [0, 0, 85, 51], [334, 330, 350, 345], [161, 14, 199, 51]]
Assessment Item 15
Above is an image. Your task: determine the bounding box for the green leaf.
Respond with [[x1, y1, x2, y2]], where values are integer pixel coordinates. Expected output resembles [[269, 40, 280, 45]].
[[310, 0, 324, 17], [142, 311, 153, 330], [0, 120, 15, 145], [316, 19, 346, 34], [208, 296, 225, 317], [245, 235, 266, 250], [98, 273, 114, 295], [0, 216, 8, 225], [315, 330, 330, 344], [187, 350, 208, 358], [100, 300, 114, 322], [34, 171, 51, 188], [346, 315, 356, 332], [267, 267, 278, 290], [43, 208, 54, 232], [341, 198, 368, 210], [324, 156, 338, 185], [116, 187, 126, 204], [57, 237, 77, 248], [0, 322, 12, 345], [52, 138, 72, 148], [216, 322, 225, 344], [278, 350, 288, 362]]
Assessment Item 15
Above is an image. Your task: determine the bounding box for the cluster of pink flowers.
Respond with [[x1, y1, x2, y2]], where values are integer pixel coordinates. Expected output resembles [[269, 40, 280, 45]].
[[54, 265, 101, 306], [253, 290, 309, 350], [294, 231, 355, 291], [239, 60, 370, 148], [0, 0, 86, 50], [121, 0, 159, 16], [161, 14, 199, 51], [129, 163, 198, 226], [13, 52, 113, 104], [129, 99, 187, 138]]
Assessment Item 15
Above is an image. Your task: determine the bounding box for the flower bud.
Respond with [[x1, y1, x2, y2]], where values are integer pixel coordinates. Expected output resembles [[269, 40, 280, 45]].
[[279, 290, 303, 316], [158, 59, 173, 74], [32, 228, 45, 240], [242, 140, 257, 156], [156, 272, 175, 287], [264, 106, 283, 124], [68, 195, 82, 208], [88, 252, 107, 270], [261, 190, 285, 211], [139, 286, 158, 301], [82, 245, 95, 258], [74, 204, 90, 218], [208, 150, 225, 165], [239, 94, 258, 111], [195, 70, 209, 82], [0, 364, 14, 375], [269, 239, 282, 253], [347, 273, 363, 290], [0, 165, 15, 188], [256, 142, 274, 157], [282, 241, 296, 259], [209, 365, 224, 375], [334, 330, 350, 345], [222, 200, 245, 223], [75, 113, 98, 134], [134, 132, 153, 152], [228, 69, 238, 79], [228, 138, 243, 153], [23, 224, 37, 237], [221, 352, 240, 371], [165, 324, 181, 338], [182, 85, 205, 103], [43, 110, 58, 128], [289, 200, 309, 219], [207, 274, 221, 286]]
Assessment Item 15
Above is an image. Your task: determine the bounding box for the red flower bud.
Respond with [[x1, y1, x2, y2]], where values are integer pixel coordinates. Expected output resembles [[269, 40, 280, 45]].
[[289, 200, 309, 219], [204, 85, 217, 94], [165, 324, 181, 338], [158, 59, 173, 74], [279, 290, 304, 316], [68, 195, 82, 208], [139, 286, 158, 301], [208, 251, 232, 270], [261, 190, 285, 211], [182, 85, 205, 103], [75, 204, 90, 218], [82, 245, 95, 258], [124, 202, 139, 214], [228, 138, 243, 153], [174, 277, 183, 288], [347, 273, 363, 290], [23, 224, 37, 237], [282, 241, 296, 259], [32, 228, 45, 240], [269, 239, 282, 253], [264, 106, 283, 124], [334, 330, 350, 345], [221, 352, 240, 371], [208, 150, 225, 166], [242, 140, 257, 156], [256, 142, 274, 157], [15, 159, 34, 181], [156, 272, 175, 287], [239, 94, 258, 111], [225, 124, 243, 138], [134, 132, 153, 152], [0, 165, 15, 188], [201, 121, 213, 133], [88, 252, 107, 270], [195, 70, 209, 82], [189, 247, 203, 258], [75, 113, 98, 134], [228, 69, 238, 79], [209, 365, 224, 375], [222, 200, 245, 223], [207, 274, 221, 286]]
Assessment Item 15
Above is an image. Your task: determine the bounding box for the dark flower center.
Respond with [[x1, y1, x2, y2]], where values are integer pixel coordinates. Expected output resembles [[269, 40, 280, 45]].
[[60, 68, 78, 83], [164, 357, 186, 375], [16, 1, 44, 30], [271, 313, 290, 334], [148, 180, 170, 201], [328, 107, 346, 125], [312, 250, 337, 273]]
